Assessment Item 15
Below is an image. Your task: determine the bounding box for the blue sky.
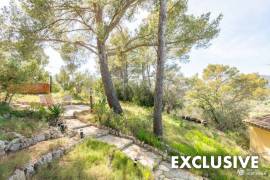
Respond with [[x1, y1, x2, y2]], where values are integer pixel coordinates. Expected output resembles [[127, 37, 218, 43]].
[[183, 0, 270, 76], [1, 0, 270, 76]]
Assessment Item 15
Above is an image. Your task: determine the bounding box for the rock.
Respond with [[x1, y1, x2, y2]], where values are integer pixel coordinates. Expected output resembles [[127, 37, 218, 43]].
[[9, 143, 21, 152], [52, 149, 63, 159], [44, 132, 51, 140], [24, 164, 35, 177], [159, 164, 169, 172], [33, 161, 41, 171], [41, 153, 53, 164], [33, 134, 46, 142], [7, 139, 21, 152], [20, 138, 33, 149], [50, 129, 62, 139], [8, 169, 26, 180], [0, 140, 6, 149]]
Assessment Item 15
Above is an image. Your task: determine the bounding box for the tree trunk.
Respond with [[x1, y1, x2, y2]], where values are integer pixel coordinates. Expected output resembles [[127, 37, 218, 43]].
[[153, 0, 167, 137], [97, 39, 123, 114], [146, 64, 152, 88]]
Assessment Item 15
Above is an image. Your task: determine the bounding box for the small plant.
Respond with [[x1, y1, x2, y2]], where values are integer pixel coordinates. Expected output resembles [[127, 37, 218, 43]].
[[47, 104, 63, 126], [93, 96, 109, 123], [136, 129, 163, 150]]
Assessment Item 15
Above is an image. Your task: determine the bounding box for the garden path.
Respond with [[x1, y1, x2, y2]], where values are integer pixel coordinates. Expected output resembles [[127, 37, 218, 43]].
[[63, 105, 203, 180]]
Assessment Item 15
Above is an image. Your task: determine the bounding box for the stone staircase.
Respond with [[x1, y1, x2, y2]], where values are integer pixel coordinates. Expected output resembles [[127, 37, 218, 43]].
[[63, 105, 203, 180]]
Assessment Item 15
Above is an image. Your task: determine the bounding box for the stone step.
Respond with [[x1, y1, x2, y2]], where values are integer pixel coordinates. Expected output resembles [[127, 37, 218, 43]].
[[122, 144, 162, 170], [63, 105, 90, 117], [96, 135, 133, 150], [72, 124, 92, 130], [154, 161, 203, 180], [65, 119, 88, 129], [77, 126, 109, 138]]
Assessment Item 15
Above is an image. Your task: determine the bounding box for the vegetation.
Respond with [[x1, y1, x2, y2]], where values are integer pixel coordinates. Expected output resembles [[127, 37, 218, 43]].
[[0, 103, 48, 139], [0, 138, 68, 179], [0, 0, 270, 179], [187, 64, 268, 131], [34, 139, 152, 180], [47, 104, 64, 126], [78, 102, 270, 180]]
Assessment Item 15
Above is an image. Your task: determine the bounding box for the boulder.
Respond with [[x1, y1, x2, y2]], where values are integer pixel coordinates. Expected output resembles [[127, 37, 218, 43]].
[[8, 143, 21, 152], [8, 169, 26, 180], [6, 138, 22, 152]]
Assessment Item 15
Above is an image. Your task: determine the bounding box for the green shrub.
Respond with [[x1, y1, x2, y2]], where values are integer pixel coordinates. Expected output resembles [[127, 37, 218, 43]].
[[103, 113, 126, 132], [47, 104, 63, 126], [115, 82, 134, 102], [93, 96, 110, 123], [133, 84, 154, 107]]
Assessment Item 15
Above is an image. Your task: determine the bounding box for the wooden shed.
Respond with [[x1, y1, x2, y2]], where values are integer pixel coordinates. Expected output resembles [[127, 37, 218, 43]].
[[245, 115, 270, 161]]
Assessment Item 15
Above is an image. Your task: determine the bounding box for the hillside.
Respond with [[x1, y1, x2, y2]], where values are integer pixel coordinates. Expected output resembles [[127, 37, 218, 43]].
[[77, 102, 270, 180]]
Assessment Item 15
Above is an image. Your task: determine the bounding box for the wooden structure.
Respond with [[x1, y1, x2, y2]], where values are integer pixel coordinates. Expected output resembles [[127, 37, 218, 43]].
[[245, 115, 270, 161], [8, 83, 50, 94]]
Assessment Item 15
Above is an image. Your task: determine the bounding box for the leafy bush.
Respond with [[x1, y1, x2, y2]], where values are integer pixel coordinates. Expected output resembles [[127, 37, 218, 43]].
[[47, 104, 63, 126], [115, 82, 134, 101], [133, 84, 154, 107], [103, 113, 126, 132], [93, 96, 110, 123]]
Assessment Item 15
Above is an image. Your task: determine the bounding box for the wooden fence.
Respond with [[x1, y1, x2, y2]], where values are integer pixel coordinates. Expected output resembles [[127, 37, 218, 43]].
[[8, 83, 50, 94]]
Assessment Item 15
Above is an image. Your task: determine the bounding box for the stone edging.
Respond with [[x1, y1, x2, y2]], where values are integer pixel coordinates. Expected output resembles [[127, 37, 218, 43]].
[[0, 128, 63, 157], [74, 111, 182, 160], [8, 137, 84, 180], [78, 122, 176, 164]]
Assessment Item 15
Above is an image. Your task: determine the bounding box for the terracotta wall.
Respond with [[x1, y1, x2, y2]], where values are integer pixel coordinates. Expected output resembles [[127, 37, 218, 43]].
[[249, 126, 270, 161]]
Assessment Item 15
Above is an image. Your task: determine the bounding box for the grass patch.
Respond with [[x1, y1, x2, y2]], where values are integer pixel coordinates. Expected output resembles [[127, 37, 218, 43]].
[[0, 151, 30, 179], [34, 139, 153, 180], [0, 138, 67, 179], [0, 103, 48, 139]]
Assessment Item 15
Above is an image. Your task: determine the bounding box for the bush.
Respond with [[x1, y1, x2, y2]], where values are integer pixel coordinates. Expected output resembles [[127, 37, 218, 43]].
[[115, 82, 134, 102], [47, 104, 63, 126], [133, 84, 154, 107], [103, 113, 126, 132], [93, 96, 110, 123]]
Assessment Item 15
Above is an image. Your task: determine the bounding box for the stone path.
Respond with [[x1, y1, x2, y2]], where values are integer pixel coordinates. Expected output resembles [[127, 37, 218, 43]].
[[62, 105, 203, 180], [63, 105, 90, 118]]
